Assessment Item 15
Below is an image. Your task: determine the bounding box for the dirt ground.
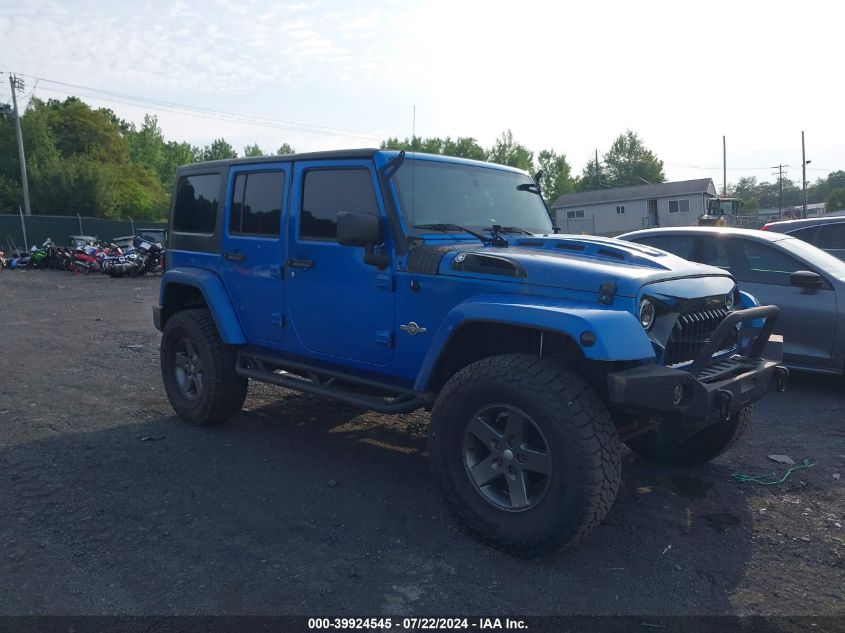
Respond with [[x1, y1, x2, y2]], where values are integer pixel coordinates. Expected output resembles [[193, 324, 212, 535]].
[[0, 270, 843, 617]]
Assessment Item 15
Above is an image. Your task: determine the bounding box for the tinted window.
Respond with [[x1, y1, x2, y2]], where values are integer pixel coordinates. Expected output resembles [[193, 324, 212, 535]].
[[637, 235, 697, 261], [778, 236, 845, 280], [735, 240, 804, 285], [788, 225, 819, 243], [815, 223, 845, 250], [173, 174, 220, 234], [699, 239, 731, 269], [230, 171, 285, 236], [301, 169, 378, 241]]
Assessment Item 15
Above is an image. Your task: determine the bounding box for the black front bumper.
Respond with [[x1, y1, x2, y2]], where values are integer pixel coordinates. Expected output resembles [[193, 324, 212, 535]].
[[607, 305, 788, 439]]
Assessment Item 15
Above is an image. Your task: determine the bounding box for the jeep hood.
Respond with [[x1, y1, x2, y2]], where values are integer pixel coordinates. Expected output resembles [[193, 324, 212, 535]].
[[428, 234, 732, 297]]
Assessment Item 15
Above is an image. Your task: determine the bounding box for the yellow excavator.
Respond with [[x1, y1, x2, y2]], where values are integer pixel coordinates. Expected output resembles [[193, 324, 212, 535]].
[[698, 197, 743, 226]]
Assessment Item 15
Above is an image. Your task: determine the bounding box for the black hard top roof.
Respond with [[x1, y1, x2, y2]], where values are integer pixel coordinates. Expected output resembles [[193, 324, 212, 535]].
[[177, 148, 380, 172]]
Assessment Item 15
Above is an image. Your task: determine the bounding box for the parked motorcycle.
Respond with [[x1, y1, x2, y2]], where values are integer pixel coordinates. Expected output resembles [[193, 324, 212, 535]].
[[102, 251, 143, 277], [71, 245, 101, 275], [132, 236, 164, 275]]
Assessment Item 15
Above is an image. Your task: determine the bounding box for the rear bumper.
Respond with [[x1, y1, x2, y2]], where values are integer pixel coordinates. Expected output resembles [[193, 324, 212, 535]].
[[607, 305, 788, 437], [153, 306, 163, 332]]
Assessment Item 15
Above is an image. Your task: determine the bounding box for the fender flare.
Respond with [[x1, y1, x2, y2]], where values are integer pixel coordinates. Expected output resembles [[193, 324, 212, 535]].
[[414, 293, 655, 391], [159, 268, 246, 344], [738, 289, 765, 328]]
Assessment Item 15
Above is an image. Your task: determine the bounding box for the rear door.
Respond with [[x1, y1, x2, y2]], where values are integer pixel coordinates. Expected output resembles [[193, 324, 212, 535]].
[[220, 163, 289, 344]]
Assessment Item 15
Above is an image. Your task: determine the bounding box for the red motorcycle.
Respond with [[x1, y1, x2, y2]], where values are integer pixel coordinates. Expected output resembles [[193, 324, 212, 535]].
[[71, 245, 100, 275]]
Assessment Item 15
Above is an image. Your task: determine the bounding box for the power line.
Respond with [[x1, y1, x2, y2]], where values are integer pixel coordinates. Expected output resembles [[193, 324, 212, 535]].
[[665, 162, 793, 171], [13, 72, 388, 141], [34, 84, 386, 140]]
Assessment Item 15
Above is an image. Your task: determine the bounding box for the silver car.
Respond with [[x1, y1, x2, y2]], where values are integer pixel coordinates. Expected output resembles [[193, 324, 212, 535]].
[[619, 226, 845, 377]]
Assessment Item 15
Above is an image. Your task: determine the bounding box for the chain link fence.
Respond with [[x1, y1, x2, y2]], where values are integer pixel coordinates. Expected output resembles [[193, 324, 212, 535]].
[[0, 213, 167, 250]]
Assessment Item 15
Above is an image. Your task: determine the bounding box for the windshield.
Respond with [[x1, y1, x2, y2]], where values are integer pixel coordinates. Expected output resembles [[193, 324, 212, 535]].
[[138, 230, 166, 243], [391, 159, 554, 235], [708, 199, 740, 216], [776, 235, 845, 280]]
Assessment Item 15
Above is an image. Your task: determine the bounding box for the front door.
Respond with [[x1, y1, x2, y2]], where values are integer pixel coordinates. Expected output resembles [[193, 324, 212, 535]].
[[701, 237, 838, 368], [647, 199, 659, 227], [285, 161, 395, 366], [220, 163, 289, 345]]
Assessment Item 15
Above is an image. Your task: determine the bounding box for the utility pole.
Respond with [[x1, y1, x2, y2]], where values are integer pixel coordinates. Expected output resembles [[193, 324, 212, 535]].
[[8, 74, 32, 215], [771, 164, 789, 219], [722, 135, 727, 196], [801, 131, 809, 218], [594, 148, 599, 189]]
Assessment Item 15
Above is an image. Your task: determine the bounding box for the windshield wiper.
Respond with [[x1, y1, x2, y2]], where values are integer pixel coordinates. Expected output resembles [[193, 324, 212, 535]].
[[413, 223, 508, 247], [484, 225, 534, 236]]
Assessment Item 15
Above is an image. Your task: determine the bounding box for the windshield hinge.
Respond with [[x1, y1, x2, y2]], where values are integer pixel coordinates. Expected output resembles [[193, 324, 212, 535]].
[[598, 281, 617, 305]]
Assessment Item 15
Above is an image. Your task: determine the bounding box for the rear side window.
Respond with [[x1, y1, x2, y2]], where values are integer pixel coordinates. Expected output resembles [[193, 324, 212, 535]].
[[301, 169, 378, 241], [230, 171, 285, 237], [637, 235, 697, 261], [815, 223, 845, 250], [788, 225, 819, 243], [173, 174, 220, 234]]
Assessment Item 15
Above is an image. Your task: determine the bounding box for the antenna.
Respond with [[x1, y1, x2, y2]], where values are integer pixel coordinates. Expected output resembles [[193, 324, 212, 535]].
[[411, 106, 416, 230]]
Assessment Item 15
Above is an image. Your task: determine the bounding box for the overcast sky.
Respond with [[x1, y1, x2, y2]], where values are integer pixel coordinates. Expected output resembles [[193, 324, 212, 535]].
[[1, 0, 842, 186]]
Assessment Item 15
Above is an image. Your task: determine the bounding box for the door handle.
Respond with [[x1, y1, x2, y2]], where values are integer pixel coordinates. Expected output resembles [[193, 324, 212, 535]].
[[287, 258, 315, 270], [224, 251, 247, 261]]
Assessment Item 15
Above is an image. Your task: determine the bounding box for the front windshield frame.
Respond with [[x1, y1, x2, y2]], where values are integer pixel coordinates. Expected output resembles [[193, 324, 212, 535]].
[[775, 235, 845, 280], [389, 158, 554, 236]]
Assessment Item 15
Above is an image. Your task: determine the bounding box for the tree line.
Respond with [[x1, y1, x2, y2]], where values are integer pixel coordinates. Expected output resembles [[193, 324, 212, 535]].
[[728, 172, 845, 214], [380, 128, 666, 204], [0, 97, 296, 220], [1, 95, 843, 219]]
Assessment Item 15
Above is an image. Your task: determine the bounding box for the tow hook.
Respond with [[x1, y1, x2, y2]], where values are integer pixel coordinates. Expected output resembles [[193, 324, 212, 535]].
[[775, 366, 789, 393], [717, 389, 733, 422]]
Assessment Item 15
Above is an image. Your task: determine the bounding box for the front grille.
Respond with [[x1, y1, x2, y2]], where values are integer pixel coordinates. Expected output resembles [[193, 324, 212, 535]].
[[664, 308, 737, 367]]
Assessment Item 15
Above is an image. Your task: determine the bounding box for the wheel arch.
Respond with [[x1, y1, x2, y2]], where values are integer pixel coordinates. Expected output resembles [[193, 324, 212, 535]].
[[158, 268, 246, 345], [414, 295, 656, 392]]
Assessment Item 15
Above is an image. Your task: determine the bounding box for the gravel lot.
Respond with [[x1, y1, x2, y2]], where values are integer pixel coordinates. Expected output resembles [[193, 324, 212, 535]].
[[0, 270, 843, 617]]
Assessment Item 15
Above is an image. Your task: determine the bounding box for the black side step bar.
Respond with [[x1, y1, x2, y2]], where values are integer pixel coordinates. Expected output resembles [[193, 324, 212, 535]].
[[235, 351, 432, 414]]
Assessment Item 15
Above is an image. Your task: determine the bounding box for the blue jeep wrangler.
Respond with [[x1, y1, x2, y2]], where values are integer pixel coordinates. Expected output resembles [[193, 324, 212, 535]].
[[154, 149, 787, 555]]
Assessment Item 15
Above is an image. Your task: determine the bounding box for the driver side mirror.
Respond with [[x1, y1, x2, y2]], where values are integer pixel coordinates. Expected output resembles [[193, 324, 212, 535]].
[[337, 212, 382, 246], [790, 270, 825, 289], [337, 212, 388, 269]]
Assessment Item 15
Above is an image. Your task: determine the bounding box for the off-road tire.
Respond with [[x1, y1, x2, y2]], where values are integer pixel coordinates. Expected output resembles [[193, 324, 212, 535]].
[[429, 354, 621, 557], [161, 309, 247, 426], [625, 406, 751, 466]]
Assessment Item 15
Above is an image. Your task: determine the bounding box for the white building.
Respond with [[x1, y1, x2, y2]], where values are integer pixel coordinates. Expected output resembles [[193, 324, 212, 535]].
[[550, 178, 718, 236], [789, 202, 826, 218]]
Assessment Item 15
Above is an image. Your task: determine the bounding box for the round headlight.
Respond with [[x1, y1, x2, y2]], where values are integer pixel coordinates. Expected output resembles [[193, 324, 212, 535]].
[[725, 291, 735, 311], [639, 298, 656, 330]]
